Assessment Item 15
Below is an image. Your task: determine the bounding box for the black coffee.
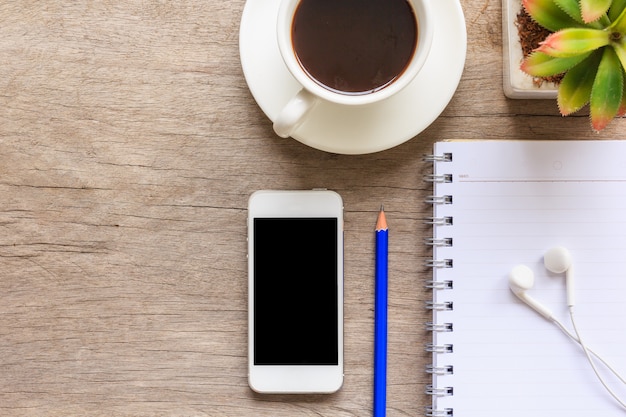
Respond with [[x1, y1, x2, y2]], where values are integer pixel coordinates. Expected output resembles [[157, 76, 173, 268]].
[[291, 0, 418, 95]]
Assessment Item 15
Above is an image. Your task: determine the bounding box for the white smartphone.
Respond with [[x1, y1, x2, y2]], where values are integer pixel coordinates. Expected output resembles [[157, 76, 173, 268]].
[[247, 190, 344, 394]]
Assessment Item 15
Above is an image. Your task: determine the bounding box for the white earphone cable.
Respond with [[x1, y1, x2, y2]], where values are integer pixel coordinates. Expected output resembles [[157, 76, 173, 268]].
[[552, 317, 626, 386], [568, 306, 626, 410]]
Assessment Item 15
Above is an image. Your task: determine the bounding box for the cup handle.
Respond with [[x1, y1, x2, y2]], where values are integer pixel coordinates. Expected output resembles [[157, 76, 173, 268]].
[[273, 89, 320, 138]]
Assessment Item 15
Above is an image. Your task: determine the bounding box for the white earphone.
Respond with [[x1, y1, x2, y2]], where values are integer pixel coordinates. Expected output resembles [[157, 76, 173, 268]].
[[543, 246, 575, 307], [509, 264, 554, 320], [509, 246, 574, 322], [509, 247, 626, 409]]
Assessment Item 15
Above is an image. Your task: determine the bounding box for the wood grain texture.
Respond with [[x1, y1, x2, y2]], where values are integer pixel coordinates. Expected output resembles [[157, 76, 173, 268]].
[[1, 0, 625, 416]]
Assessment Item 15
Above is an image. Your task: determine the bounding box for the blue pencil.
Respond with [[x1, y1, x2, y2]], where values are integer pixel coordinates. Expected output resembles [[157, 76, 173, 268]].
[[374, 206, 388, 417]]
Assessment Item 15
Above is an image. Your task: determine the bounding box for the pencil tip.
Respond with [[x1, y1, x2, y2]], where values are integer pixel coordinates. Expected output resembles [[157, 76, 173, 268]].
[[380, 204, 384, 212], [376, 206, 388, 231]]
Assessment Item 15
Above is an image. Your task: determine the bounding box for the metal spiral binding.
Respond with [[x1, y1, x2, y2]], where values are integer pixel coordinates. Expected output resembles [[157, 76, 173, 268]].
[[424, 216, 453, 226], [423, 153, 453, 162], [426, 322, 453, 332], [425, 152, 454, 417], [425, 343, 453, 353], [424, 174, 453, 183], [424, 237, 453, 247], [426, 364, 454, 375], [425, 385, 454, 396], [425, 195, 453, 205], [425, 280, 453, 290], [425, 259, 453, 269], [425, 407, 453, 417], [426, 301, 453, 311]]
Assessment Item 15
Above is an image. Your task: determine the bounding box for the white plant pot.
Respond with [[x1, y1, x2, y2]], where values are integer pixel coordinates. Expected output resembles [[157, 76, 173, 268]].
[[502, 0, 558, 98]]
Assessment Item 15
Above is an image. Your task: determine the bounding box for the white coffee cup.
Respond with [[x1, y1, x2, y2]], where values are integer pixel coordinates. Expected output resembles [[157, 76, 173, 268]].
[[273, 0, 433, 138]]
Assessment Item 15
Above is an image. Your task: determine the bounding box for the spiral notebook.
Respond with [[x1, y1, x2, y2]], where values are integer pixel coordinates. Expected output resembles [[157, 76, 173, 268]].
[[426, 140, 626, 417]]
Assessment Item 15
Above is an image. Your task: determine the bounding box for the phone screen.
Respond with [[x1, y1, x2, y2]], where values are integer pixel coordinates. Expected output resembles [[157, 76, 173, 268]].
[[253, 217, 338, 366]]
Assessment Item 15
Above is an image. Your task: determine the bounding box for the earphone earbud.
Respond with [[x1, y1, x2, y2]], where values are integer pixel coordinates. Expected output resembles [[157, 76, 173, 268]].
[[508, 264, 554, 320], [544, 246, 575, 307], [510, 248, 626, 409]]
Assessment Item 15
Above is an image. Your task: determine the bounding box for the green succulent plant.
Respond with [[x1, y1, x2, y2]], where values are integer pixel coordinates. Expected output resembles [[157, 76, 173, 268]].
[[521, 0, 626, 131]]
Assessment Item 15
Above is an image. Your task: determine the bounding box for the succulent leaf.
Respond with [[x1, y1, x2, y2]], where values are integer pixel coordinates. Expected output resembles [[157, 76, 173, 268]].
[[590, 47, 624, 131], [523, 0, 586, 31], [581, 0, 612, 24], [609, 5, 626, 33], [553, 0, 584, 24], [619, 71, 626, 116], [521, 51, 591, 77], [613, 41, 626, 71], [537, 28, 611, 57], [609, 0, 626, 22], [557, 52, 601, 115]]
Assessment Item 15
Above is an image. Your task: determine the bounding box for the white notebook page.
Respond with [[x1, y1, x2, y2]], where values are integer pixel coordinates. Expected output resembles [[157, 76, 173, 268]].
[[430, 140, 626, 416]]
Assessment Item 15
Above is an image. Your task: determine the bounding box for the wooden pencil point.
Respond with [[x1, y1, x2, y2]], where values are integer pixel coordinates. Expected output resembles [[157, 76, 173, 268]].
[[376, 207, 388, 231]]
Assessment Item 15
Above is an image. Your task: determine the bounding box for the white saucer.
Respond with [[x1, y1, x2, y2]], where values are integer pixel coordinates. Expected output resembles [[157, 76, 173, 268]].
[[239, 0, 467, 154]]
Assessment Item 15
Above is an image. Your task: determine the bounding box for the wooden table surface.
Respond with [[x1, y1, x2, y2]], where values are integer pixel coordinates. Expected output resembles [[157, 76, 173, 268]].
[[1, 1, 625, 416]]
